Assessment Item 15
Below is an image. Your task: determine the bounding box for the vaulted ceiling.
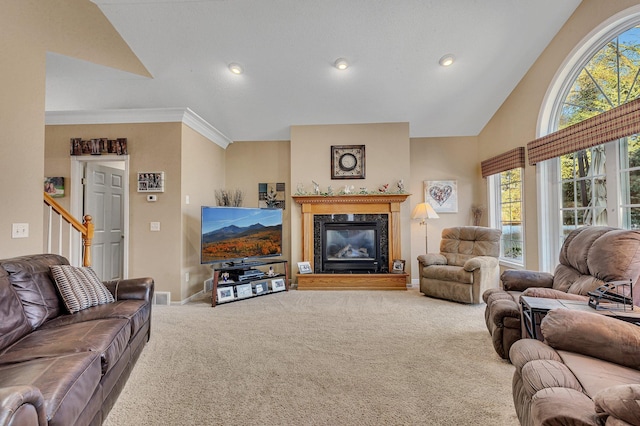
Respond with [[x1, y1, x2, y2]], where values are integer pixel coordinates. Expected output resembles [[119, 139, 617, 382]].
[[45, 0, 582, 142]]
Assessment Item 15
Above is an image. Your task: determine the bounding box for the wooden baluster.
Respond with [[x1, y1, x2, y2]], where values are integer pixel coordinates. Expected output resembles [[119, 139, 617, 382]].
[[83, 215, 94, 267]]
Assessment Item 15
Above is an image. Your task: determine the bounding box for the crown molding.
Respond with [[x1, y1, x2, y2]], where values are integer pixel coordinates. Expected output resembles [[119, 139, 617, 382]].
[[45, 108, 233, 149]]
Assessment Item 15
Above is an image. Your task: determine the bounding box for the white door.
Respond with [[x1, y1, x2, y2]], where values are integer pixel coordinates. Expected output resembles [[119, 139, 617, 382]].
[[85, 163, 125, 281]]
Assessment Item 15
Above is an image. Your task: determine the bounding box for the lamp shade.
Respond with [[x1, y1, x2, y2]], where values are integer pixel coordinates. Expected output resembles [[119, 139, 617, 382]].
[[411, 202, 439, 221]]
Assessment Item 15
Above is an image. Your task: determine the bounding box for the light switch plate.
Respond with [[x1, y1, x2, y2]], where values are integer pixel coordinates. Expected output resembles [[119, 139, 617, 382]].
[[150, 222, 160, 231], [12, 223, 29, 238]]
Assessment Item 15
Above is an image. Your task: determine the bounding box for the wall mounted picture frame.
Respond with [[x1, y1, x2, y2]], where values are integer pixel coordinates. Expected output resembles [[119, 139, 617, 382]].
[[258, 182, 286, 209], [137, 172, 165, 193], [216, 286, 234, 303], [331, 145, 366, 179], [70, 138, 128, 156], [392, 259, 406, 273], [44, 177, 65, 198], [297, 261, 312, 274], [425, 180, 458, 213]]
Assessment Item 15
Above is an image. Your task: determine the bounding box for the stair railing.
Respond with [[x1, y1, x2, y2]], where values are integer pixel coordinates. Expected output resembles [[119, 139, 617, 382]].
[[43, 192, 94, 267]]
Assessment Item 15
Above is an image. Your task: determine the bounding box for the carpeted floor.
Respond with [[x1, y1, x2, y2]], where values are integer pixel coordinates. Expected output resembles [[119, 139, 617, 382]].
[[104, 289, 518, 426]]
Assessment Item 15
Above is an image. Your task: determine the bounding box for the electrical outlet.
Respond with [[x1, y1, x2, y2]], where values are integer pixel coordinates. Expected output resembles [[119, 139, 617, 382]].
[[150, 222, 160, 231], [185, 195, 190, 205], [12, 223, 29, 239], [185, 272, 190, 283]]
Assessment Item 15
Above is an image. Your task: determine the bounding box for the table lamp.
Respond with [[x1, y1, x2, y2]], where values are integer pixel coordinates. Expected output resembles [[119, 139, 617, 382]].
[[411, 202, 439, 252]]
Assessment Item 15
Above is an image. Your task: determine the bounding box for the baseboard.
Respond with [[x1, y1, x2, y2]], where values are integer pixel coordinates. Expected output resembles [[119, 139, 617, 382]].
[[180, 289, 205, 305]]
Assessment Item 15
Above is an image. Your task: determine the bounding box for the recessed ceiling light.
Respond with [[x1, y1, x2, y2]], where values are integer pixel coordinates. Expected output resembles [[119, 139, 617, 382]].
[[334, 58, 349, 70], [228, 63, 243, 74], [439, 54, 455, 67]]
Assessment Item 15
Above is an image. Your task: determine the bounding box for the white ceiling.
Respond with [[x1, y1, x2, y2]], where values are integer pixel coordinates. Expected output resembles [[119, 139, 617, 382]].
[[45, 0, 582, 142]]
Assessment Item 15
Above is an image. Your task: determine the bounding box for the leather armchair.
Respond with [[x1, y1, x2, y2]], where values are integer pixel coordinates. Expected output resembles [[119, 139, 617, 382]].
[[483, 226, 640, 360], [417, 226, 501, 304]]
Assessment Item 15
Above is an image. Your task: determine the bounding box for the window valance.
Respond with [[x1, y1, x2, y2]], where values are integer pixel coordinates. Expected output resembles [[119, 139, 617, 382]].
[[527, 97, 640, 165], [481, 147, 526, 178]]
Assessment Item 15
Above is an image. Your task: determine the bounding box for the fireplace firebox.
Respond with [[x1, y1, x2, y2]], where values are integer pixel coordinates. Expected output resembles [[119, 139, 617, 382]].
[[314, 214, 388, 273]]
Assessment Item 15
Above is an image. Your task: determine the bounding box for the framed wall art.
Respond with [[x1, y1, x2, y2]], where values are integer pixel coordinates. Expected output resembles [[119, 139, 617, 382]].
[[425, 180, 458, 213], [258, 182, 285, 209], [331, 145, 365, 179], [137, 172, 165, 193], [70, 138, 128, 156], [44, 177, 65, 198]]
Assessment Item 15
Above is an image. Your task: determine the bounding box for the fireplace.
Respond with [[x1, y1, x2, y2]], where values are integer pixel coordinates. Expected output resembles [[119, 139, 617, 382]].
[[293, 193, 409, 290], [314, 215, 388, 273]]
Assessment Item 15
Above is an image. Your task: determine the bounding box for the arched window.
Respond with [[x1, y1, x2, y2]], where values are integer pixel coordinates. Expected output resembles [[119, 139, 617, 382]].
[[537, 9, 640, 271]]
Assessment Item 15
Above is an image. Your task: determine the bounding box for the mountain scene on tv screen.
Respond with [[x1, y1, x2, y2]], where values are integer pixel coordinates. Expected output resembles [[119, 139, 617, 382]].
[[202, 223, 282, 262]]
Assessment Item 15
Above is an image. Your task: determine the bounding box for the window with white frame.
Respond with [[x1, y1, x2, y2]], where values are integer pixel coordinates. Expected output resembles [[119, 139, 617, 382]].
[[559, 144, 608, 236], [490, 168, 524, 265], [537, 18, 640, 270]]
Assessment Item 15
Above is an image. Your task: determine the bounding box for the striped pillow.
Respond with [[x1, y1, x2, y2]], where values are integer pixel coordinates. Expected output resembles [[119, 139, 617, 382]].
[[50, 265, 115, 314]]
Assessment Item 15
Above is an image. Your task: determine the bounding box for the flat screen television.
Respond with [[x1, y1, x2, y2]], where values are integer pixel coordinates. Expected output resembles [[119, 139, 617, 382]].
[[201, 206, 283, 265]]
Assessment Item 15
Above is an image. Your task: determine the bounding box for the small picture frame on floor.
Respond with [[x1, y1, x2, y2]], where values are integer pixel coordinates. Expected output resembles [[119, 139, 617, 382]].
[[216, 286, 234, 303], [271, 278, 286, 292]]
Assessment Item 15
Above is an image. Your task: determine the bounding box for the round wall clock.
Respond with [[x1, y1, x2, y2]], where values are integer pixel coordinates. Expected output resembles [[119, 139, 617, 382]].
[[331, 145, 365, 179]]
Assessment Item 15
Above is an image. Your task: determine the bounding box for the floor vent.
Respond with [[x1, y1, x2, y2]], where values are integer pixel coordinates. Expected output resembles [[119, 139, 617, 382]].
[[204, 278, 213, 293], [153, 291, 171, 305]]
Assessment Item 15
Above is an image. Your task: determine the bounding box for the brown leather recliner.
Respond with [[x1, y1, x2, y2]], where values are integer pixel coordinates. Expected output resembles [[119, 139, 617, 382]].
[[483, 226, 640, 360], [418, 226, 502, 304]]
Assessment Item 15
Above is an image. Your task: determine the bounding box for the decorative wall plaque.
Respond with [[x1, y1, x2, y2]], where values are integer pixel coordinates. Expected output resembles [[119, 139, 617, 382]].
[[331, 145, 365, 179]]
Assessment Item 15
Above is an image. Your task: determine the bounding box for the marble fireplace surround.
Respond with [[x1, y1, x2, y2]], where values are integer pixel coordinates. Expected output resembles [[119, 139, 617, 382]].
[[292, 194, 410, 290]]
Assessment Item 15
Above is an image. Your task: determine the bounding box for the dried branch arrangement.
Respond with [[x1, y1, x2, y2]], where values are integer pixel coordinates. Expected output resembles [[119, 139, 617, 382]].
[[471, 205, 485, 226], [215, 189, 244, 207]]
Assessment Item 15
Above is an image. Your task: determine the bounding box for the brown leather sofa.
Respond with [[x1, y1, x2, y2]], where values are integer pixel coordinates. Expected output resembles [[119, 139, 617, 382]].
[[0, 254, 154, 426], [510, 308, 640, 426], [483, 226, 640, 360]]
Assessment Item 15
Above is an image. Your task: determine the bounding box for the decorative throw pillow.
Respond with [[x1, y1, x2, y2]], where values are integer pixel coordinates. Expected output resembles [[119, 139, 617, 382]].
[[50, 265, 115, 314]]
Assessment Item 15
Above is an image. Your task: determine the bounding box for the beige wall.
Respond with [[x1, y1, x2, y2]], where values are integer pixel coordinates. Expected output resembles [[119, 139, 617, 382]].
[[0, 1, 147, 259], [181, 125, 226, 300], [477, 0, 640, 270], [290, 123, 411, 280], [409, 136, 480, 282], [225, 140, 292, 266], [45, 123, 184, 300]]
